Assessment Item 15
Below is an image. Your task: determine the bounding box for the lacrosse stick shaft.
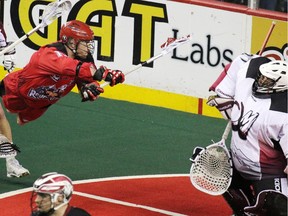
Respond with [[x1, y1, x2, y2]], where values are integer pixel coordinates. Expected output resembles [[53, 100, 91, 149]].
[[0, 0, 71, 56], [0, 27, 41, 56], [259, 21, 276, 56], [100, 35, 191, 88], [222, 121, 232, 140], [100, 53, 163, 88]]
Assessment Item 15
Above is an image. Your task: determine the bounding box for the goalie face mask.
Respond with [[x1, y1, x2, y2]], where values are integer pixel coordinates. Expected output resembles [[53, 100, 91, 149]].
[[253, 60, 288, 97]]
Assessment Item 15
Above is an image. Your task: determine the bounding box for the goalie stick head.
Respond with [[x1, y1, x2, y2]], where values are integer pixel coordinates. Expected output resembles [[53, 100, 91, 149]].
[[190, 139, 233, 196]]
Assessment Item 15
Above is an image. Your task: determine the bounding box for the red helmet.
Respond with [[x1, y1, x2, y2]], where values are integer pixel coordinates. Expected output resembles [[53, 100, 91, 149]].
[[60, 20, 94, 43]]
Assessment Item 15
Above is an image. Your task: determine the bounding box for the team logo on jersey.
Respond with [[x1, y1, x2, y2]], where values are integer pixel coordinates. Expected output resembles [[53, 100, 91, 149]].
[[50, 75, 60, 82], [232, 102, 259, 140], [28, 84, 68, 101]]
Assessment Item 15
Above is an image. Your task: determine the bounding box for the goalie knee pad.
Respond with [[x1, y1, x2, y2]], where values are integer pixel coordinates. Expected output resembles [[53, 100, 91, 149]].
[[222, 188, 252, 216], [244, 190, 287, 216], [243, 178, 288, 216], [222, 168, 254, 215]]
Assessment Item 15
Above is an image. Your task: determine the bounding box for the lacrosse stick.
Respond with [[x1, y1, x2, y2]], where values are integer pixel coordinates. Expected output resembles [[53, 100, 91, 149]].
[[189, 121, 233, 196], [259, 21, 276, 56], [0, 0, 72, 56], [100, 35, 191, 88]]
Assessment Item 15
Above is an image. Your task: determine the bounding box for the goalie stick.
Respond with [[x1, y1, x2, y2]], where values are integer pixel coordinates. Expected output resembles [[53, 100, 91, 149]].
[[100, 35, 191, 88], [189, 122, 233, 196], [0, 0, 72, 56]]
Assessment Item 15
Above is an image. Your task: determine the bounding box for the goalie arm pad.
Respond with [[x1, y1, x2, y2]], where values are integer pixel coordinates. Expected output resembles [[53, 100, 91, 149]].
[[207, 95, 235, 120]]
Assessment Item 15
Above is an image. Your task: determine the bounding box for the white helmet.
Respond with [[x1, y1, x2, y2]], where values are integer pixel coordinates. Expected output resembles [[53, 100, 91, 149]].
[[31, 172, 73, 213], [256, 60, 288, 93]]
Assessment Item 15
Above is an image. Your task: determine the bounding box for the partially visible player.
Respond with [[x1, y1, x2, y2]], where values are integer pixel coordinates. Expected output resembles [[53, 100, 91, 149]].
[[207, 53, 288, 215], [0, 21, 30, 178], [31, 172, 91, 216]]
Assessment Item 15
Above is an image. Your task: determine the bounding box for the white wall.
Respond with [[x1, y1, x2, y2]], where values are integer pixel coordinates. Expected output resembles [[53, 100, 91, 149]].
[[2, 0, 287, 101]]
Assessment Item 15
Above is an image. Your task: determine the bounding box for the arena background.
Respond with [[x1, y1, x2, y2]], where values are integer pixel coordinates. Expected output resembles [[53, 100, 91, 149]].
[[0, 0, 286, 215]]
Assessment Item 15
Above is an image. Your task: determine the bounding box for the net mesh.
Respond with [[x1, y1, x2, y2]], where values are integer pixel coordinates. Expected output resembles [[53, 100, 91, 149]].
[[42, 1, 72, 25], [190, 144, 232, 195]]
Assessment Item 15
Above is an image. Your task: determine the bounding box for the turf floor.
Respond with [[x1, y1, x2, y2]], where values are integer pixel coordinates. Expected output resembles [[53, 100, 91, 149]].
[[0, 92, 227, 194]]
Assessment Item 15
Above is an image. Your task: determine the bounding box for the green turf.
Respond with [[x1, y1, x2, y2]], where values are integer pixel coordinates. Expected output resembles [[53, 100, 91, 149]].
[[0, 92, 228, 194]]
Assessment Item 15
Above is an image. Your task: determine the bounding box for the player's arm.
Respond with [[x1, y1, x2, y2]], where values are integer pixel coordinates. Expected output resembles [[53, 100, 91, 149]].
[[207, 53, 254, 119]]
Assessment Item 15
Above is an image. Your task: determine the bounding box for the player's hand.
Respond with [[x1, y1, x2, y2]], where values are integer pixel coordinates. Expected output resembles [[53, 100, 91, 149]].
[[80, 81, 104, 102], [3, 54, 15, 73], [284, 165, 288, 174], [103, 69, 125, 86], [207, 95, 235, 120], [93, 65, 125, 86], [1, 42, 16, 73]]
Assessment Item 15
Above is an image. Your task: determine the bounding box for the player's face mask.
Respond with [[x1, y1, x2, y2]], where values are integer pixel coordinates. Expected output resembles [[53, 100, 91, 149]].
[[78, 40, 95, 55], [31, 192, 54, 214]]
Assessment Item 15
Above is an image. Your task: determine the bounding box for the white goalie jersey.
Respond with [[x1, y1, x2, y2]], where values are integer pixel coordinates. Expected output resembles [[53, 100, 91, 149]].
[[212, 53, 288, 181]]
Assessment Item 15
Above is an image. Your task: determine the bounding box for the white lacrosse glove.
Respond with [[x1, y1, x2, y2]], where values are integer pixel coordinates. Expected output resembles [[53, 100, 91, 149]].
[[1, 41, 16, 73], [3, 54, 15, 73], [207, 95, 235, 120]]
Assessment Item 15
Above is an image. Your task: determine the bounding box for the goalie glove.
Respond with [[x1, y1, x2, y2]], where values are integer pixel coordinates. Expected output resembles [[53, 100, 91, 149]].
[[207, 95, 234, 120], [80, 81, 104, 102], [93, 65, 125, 86], [1, 42, 16, 73]]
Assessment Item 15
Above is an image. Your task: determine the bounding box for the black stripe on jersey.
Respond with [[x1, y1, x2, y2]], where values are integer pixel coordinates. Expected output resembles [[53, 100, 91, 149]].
[[270, 91, 288, 113], [246, 57, 271, 79], [271, 138, 284, 152]]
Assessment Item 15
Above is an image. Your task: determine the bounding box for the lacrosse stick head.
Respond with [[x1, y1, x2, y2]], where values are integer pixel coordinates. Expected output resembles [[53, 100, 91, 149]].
[[160, 35, 191, 55], [41, 0, 72, 27], [190, 139, 233, 196]]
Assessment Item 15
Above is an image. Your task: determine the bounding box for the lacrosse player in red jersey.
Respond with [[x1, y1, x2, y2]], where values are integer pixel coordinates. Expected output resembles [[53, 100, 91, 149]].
[[0, 20, 124, 177], [207, 53, 288, 216], [0, 21, 30, 178], [0, 20, 125, 125], [31, 172, 91, 216]]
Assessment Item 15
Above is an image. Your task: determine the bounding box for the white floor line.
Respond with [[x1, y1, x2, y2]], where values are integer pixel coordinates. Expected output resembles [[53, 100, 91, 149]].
[[74, 191, 188, 216]]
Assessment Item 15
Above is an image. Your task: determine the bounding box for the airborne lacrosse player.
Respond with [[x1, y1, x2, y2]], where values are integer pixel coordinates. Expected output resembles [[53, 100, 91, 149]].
[[0, 20, 125, 125], [0, 20, 125, 177]]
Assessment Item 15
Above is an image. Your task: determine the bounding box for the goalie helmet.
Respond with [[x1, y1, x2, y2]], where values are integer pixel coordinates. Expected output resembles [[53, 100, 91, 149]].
[[253, 60, 288, 96], [31, 172, 73, 213]]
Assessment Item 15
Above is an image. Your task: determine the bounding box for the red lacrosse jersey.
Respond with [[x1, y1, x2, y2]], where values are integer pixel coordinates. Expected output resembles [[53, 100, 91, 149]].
[[2, 43, 96, 123]]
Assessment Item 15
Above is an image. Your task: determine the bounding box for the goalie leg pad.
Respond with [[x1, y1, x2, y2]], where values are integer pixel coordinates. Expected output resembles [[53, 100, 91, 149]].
[[244, 190, 287, 216], [222, 168, 254, 215], [0, 142, 20, 158]]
